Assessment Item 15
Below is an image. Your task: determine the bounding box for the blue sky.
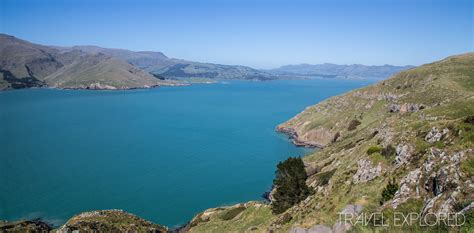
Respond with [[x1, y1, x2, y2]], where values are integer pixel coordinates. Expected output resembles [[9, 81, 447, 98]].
[[1, 0, 472, 68]]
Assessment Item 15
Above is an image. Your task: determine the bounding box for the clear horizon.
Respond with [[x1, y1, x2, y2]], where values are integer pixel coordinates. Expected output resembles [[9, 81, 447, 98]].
[[1, 0, 472, 69]]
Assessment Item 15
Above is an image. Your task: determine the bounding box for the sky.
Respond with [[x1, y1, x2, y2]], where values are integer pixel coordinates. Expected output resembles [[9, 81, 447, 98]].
[[0, 0, 472, 69]]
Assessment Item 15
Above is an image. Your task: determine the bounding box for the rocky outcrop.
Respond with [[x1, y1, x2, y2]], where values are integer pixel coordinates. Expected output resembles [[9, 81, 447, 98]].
[[395, 143, 413, 167], [392, 148, 470, 212], [57, 209, 167, 233], [425, 127, 449, 143], [290, 204, 363, 233], [352, 159, 382, 184], [0, 219, 52, 232], [389, 103, 424, 113], [277, 125, 333, 148], [391, 168, 422, 208]]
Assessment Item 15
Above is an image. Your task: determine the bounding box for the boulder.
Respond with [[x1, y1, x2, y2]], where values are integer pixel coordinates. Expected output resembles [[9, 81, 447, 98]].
[[332, 221, 352, 233], [425, 127, 449, 143], [290, 226, 308, 233]]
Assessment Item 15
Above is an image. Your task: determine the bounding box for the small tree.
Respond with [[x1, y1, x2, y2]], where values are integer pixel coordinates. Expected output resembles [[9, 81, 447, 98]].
[[380, 178, 399, 205], [271, 157, 312, 214]]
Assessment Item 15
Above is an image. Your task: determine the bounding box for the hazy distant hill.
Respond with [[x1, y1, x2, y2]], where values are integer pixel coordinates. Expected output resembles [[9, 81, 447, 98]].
[[55, 45, 278, 81], [55, 45, 170, 69], [43, 53, 173, 89], [0, 33, 414, 90], [270, 63, 414, 79], [0, 34, 177, 90]]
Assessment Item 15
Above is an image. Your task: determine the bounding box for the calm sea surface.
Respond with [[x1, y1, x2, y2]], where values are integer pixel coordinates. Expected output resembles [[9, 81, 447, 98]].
[[0, 79, 374, 227]]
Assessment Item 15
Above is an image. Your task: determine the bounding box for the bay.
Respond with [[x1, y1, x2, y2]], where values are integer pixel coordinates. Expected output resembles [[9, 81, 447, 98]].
[[0, 79, 374, 227]]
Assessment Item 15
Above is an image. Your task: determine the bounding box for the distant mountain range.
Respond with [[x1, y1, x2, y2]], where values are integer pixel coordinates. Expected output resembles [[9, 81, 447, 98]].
[[0, 34, 277, 90], [269, 63, 414, 79], [0, 34, 414, 90]]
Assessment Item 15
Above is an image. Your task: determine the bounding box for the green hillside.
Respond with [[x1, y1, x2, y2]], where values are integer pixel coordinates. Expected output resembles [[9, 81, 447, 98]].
[[186, 53, 474, 232]]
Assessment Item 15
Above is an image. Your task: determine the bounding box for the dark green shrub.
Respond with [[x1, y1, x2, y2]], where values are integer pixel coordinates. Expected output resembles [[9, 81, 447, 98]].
[[380, 178, 399, 204], [464, 116, 474, 125], [271, 157, 312, 214], [348, 119, 361, 131], [367, 146, 382, 155], [381, 145, 396, 158]]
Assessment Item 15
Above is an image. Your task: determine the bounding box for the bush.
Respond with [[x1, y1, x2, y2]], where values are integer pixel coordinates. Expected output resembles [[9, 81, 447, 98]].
[[348, 119, 361, 131], [464, 116, 474, 125], [271, 157, 312, 214], [367, 146, 382, 155], [381, 145, 396, 158], [380, 178, 399, 204]]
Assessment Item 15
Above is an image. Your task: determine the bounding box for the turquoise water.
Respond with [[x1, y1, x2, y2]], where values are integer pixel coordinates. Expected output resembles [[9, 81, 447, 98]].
[[0, 79, 374, 227]]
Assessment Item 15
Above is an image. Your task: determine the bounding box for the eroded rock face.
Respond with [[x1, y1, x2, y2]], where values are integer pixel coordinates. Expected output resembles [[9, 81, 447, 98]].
[[277, 125, 333, 148], [389, 103, 424, 113], [395, 144, 413, 167], [392, 148, 470, 213], [425, 127, 449, 143], [352, 159, 382, 184], [392, 169, 422, 208]]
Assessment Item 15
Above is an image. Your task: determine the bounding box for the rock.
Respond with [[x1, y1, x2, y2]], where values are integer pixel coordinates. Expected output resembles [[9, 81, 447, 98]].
[[332, 221, 352, 233], [352, 159, 382, 184], [330, 204, 363, 233], [421, 195, 442, 216], [0, 219, 52, 232], [307, 225, 332, 233], [276, 125, 333, 148], [450, 151, 464, 164], [425, 127, 449, 143], [432, 169, 448, 196], [392, 169, 421, 208], [290, 226, 308, 233], [339, 204, 363, 216], [395, 144, 412, 167], [389, 104, 401, 112], [389, 103, 424, 113], [458, 202, 474, 215]]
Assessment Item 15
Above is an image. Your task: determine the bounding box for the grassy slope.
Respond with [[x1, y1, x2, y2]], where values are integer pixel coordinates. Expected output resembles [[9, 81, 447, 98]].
[[186, 53, 474, 232], [43, 53, 177, 89], [0, 34, 180, 90]]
